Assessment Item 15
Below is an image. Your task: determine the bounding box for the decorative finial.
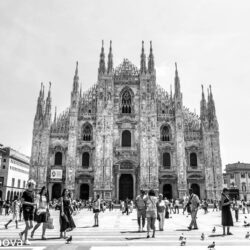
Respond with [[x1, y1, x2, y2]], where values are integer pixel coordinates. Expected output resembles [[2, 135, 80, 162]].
[[150, 40, 152, 49], [102, 40, 104, 47], [49, 82, 51, 89], [175, 62, 178, 71]]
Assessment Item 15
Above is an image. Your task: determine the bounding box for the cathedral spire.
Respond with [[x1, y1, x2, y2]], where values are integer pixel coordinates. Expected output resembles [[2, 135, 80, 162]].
[[200, 84, 207, 121], [98, 40, 106, 75], [148, 41, 155, 74], [73, 61, 79, 93], [140, 40, 147, 74], [35, 83, 44, 120], [45, 82, 52, 116], [107, 40, 113, 74], [54, 106, 57, 124], [174, 62, 181, 98]]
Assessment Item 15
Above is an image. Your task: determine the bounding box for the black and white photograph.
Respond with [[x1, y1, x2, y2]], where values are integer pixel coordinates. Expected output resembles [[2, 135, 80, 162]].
[[0, 0, 250, 249]]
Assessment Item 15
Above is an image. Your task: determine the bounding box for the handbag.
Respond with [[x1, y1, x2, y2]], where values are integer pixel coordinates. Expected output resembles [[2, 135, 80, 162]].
[[46, 217, 54, 229]]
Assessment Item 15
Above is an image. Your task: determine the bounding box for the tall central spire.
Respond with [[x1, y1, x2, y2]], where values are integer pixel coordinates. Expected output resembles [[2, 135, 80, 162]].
[[174, 62, 181, 98], [107, 40, 113, 74], [73, 61, 79, 93], [98, 40, 106, 74], [140, 41, 147, 74], [148, 41, 155, 74]]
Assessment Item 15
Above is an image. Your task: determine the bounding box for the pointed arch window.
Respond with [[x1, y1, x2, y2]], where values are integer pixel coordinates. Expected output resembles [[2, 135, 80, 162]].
[[122, 130, 131, 147], [161, 125, 171, 141], [163, 152, 171, 169], [55, 152, 62, 165], [82, 124, 92, 141], [82, 152, 90, 168], [121, 90, 132, 113], [190, 152, 197, 168]]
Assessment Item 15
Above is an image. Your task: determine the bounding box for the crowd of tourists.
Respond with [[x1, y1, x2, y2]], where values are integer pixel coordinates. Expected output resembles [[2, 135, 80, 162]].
[[1, 180, 250, 245]]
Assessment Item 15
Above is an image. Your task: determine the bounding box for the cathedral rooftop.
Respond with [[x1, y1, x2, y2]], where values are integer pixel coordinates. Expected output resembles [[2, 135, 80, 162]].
[[114, 58, 139, 79]]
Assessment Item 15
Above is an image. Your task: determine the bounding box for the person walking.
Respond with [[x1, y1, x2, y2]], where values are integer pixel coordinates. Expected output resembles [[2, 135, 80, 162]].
[[5, 195, 20, 229], [5, 200, 10, 216], [221, 188, 233, 235], [19, 179, 36, 245], [31, 186, 49, 240], [186, 188, 200, 230], [232, 199, 239, 222], [135, 190, 146, 232], [60, 189, 76, 239], [157, 194, 166, 231], [122, 198, 129, 215], [174, 199, 180, 214], [145, 189, 157, 238], [93, 194, 101, 227]]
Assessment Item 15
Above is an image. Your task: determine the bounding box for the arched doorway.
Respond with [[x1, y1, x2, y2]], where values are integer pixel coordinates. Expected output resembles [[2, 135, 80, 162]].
[[163, 184, 172, 200], [191, 183, 200, 198], [119, 174, 133, 201], [80, 184, 89, 200], [52, 183, 62, 200]]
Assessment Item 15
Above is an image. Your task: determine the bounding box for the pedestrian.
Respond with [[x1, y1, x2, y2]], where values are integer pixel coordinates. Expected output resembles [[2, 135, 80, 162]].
[[164, 197, 170, 219], [203, 199, 209, 214], [212, 200, 218, 212], [0, 198, 3, 215], [19, 179, 37, 245], [5, 195, 20, 229], [221, 188, 233, 235], [169, 199, 174, 214], [247, 200, 250, 214], [174, 199, 180, 214], [242, 200, 246, 214], [5, 200, 10, 215], [186, 188, 200, 230], [122, 198, 129, 215], [232, 199, 239, 222], [93, 194, 101, 227], [145, 189, 157, 238], [130, 200, 134, 213], [135, 190, 146, 232], [157, 194, 166, 231], [31, 186, 49, 240], [60, 189, 76, 239]]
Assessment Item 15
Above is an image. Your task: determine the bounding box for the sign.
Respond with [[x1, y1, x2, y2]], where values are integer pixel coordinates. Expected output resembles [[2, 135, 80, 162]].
[[51, 169, 62, 179]]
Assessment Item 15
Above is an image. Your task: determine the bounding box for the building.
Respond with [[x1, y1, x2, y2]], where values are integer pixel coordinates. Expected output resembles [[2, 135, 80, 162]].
[[224, 162, 250, 200], [0, 146, 30, 200], [30, 41, 223, 201]]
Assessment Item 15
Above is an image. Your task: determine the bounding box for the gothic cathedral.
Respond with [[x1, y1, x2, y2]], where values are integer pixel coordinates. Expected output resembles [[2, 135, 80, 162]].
[[29, 41, 223, 201]]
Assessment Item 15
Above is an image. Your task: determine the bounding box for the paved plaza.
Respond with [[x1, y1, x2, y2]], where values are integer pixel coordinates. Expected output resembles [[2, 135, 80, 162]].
[[0, 208, 250, 250]]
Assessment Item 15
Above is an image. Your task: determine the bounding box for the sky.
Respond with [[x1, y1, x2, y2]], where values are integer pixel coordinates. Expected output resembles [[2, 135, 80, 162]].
[[0, 0, 249, 170]]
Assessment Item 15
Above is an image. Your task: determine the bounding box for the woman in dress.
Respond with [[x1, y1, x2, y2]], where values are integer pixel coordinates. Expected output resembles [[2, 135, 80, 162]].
[[157, 194, 166, 231], [145, 189, 158, 238], [31, 186, 49, 240], [93, 194, 100, 227], [221, 188, 233, 235], [60, 189, 76, 238]]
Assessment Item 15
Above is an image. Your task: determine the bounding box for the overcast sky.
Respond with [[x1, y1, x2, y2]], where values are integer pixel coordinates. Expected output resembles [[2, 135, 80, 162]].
[[0, 0, 249, 169]]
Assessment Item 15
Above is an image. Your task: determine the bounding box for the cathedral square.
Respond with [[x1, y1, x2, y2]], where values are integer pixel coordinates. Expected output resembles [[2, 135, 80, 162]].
[[29, 41, 223, 202]]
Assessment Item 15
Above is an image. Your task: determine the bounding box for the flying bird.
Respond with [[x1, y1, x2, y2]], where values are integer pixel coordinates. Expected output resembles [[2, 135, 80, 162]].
[[201, 233, 205, 241], [245, 232, 250, 239], [66, 235, 72, 244], [212, 227, 216, 233], [179, 233, 184, 241], [208, 241, 215, 249], [180, 237, 186, 246]]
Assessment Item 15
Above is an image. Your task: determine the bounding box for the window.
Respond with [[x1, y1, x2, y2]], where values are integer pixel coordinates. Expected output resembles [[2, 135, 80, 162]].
[[82, 152, 90, 168], [23, 181, 26, 188], [121, 90, 132, 113], [12, 178, 15, 187], [241, 173, 246, 178], [248, 173, 250, 179], [55, 152, 62, 165], [3, 159, 6, 162], [161, 125, 171, 141], [122, 130, 131, 147], [242, 182, 246, 192], [2, 165, 5, 169], [82, 124, 92, 141], [17, 179, 21, 188], [190, 153, 198, 168], [230, 174, 234, 179], [163, 152, 171, 169]]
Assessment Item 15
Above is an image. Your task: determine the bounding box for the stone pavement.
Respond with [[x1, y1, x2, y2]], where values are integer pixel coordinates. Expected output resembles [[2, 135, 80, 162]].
[[0, 208, 250, 249]]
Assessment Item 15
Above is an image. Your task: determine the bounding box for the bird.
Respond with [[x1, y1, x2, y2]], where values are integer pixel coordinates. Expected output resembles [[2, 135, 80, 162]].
[[201, 233, 205, 241], [179, 233, 184, 241], [212, 227, 216, 233], [245, 232, 250, 239], [180, 237, 186, 246], [66, 235, 72, 244], [245, 216, 248, 219], [208, 241, 215, 249]]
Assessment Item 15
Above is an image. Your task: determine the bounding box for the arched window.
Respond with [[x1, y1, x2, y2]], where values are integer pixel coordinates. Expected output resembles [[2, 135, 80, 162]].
[[82, 124, 92, 141], [190, 152, 197, 168], [55, 152, 62, 165], [82, 152, 90, 168], [122, 130, 131, 147], [161, 125, 171, 141], [121, 90, 132, 113], [163, 152, 171, 169]]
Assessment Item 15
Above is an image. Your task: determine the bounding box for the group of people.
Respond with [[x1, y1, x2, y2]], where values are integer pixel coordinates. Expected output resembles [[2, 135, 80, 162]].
[[1, 180, 249, 244]]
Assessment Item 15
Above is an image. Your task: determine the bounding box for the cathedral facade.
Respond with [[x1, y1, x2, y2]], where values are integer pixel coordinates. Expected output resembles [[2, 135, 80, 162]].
[[30, 41, 223, 201]]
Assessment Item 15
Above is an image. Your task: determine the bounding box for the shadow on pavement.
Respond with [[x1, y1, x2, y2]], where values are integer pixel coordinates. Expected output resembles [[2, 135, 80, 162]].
[[208, 234, 225, 237], [125, 237, 147, 240], [175, 229, 190, 231]]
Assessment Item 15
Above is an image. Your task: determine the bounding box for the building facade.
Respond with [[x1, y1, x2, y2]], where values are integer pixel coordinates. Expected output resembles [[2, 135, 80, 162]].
[[0, 147, 30, 200], [224, 162, 250, 200], [30, 41, 223, 201]]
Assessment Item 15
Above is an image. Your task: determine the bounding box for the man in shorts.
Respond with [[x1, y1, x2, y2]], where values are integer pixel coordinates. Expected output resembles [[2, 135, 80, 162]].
[[135, 190, 146, 232]]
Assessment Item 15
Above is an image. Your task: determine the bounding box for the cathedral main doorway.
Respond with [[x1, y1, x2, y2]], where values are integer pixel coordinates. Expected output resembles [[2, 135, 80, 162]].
[[191, 183, 200, 198], [119, 174, 133, 201], [163, 184, 172, 200], [52, 183, 62, 200], [80, 184, 89, 200]]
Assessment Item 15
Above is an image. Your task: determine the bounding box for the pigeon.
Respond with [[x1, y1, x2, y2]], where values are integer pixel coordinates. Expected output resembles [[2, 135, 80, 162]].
[[208, 242, 215, 249], [179, 233, 184, 241], [66, 235, 72, 244], [180, 237, 186, 246], [245, 232, 250, 239], [212, 227, 216, 233], [201, 233, 205, 241]]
